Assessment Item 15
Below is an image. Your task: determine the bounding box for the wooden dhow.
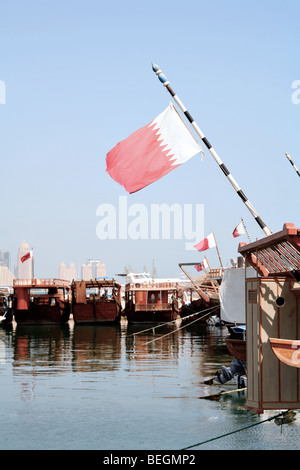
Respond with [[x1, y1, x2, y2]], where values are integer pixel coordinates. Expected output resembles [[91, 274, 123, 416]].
[[71, 279, 122, 324], [123, 273, 180, 323], [13, 278, 71, 325], [178, 262, 221, 321]]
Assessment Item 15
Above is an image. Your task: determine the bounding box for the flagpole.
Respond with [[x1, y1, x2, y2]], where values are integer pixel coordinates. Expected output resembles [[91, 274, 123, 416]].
[[241, 218, 252, 243], [31, 248, 34, 280], [204, 256, 211, 272], [212, 232, 223, 268], [285, 153, 300, 178], [152, 63, 272, 237]]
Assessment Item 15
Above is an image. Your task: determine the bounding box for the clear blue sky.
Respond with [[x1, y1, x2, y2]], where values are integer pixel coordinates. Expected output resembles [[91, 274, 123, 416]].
[[1, 0, 299, 279]]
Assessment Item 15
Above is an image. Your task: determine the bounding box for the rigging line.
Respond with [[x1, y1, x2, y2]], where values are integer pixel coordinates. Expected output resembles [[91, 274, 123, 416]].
[[140, 305, 220, 347], [125, 318, 179, 338], [125, 303, 219, 338], [180, 410, 293, 450]]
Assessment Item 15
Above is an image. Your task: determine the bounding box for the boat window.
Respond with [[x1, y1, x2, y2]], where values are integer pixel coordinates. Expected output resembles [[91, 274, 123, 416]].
[[248, 289, 257, 303]]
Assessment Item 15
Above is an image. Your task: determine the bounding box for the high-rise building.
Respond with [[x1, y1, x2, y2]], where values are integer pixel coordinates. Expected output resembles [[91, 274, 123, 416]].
[[81, 259, 106, 280], [81, 263, 92, 280], [0, 251, 11, 270], [17, 241, 32, 279], [58, 262, 77, 282], [0, 266, 14, 286]]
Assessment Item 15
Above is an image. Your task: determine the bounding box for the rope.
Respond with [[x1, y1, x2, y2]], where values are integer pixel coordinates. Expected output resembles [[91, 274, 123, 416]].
[[180, 410, 294, 449], [126, 318, 179, 338], [141, 305, 220, 347], [126, 303, 219, 338]]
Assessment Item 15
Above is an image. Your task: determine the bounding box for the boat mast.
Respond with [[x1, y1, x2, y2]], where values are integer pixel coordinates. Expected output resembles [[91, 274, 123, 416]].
[[152, 63, 272, 237], [212, 232, 223, 268]]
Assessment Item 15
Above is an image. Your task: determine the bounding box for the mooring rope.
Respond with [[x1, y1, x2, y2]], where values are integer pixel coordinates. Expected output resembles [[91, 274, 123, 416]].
[[180, 410, 296, 449], [140, 305, 220, 347], [126, 303, 220, 338]]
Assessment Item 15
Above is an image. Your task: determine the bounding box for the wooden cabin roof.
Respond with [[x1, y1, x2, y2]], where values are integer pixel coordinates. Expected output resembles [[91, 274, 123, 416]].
[[238, 223, 300, 277], [72, 279, 121, 289]]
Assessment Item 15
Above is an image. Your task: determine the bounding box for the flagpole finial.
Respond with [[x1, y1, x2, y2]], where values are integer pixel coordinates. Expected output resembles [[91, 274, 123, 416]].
[[152, 63, 170, 86]]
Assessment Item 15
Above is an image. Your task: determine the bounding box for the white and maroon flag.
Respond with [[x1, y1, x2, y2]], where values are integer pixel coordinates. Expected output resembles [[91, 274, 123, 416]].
[[232, 221, 246, 238], [106, 103, 203, 193], [194, 233, 216, 252], [195, 259, 208, 272], [20, 250, 33, 263]]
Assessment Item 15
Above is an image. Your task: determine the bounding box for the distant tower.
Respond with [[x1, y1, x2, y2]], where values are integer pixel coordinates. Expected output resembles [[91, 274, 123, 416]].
[[17, 241, 32, 279], [96, 263, 106, 278], [81, 263, 92, 280], [81, 259, 106, 280], [58, 262, 77, 282], [0, 251, 11, 270]]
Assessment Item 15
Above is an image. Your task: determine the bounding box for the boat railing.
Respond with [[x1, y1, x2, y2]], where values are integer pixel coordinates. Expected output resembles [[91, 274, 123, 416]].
[[135, 303, 172, 311], [125, 281, 178, 291], [14, 278, 71, 288], [208, 268, 224, 278]]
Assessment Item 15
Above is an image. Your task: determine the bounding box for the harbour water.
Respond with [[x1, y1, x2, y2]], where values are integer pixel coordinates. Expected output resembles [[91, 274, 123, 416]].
[[0, 318, 299, 451]]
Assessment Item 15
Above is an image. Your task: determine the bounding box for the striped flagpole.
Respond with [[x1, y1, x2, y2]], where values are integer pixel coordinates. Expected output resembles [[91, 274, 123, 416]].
[[285, 153, 300, 178], [152, 63, 272, 237]]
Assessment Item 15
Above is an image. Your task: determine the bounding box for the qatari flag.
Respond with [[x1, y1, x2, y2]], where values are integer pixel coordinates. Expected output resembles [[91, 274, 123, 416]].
[[232, 221, 246, 238], [106, 104, 203, 193], [194, 233, 216, 252], [20, 251, 32, 263]]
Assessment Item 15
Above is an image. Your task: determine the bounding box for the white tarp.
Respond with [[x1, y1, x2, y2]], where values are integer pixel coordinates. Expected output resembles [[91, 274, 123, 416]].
[[219, 267, 256, 324]]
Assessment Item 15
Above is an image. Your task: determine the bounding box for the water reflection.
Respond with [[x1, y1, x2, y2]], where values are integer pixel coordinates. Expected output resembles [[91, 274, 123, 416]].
[[125, 322, 182, 358], [0, 319, 298, 450], [11, 321, 124, 374], [6, 319, 234, 388], [13, 324, 71, 369], [72, 324, 122, 372]]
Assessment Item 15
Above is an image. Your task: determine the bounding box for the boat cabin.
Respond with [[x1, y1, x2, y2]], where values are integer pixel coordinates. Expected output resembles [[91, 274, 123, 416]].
[[239, 223, 300, 413], [71, 279, 122, 324], [124, 279, 179, 323], [13, 278, 71, 325]]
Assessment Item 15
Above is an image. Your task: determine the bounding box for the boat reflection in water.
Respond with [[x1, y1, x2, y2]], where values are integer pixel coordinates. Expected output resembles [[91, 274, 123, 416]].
[[10, 318, 233, 386], [12, 321, 123, 376]]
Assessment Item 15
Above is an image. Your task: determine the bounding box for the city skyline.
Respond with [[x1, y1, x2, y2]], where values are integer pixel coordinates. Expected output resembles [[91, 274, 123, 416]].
[[4, 241, 108, 283]]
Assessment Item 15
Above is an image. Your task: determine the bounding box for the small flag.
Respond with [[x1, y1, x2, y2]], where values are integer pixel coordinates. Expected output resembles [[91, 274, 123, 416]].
[[194, 233, 216, 252], [20, 250, 33, 263], [106, 103, 203, 193], [195, 259, 208, 272], [232, 221, 246, 238]]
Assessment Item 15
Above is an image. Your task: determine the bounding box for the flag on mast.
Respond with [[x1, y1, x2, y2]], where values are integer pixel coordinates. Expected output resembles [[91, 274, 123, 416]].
[[106, 103, 203, 193], [152, 63, 272, 237], [232, 221, 246, 238], [195, 259, 208, 272], [194, 233, 216, 252], [20, 250, 33, 263]]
